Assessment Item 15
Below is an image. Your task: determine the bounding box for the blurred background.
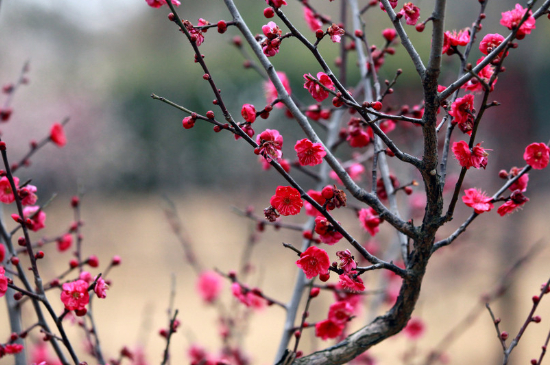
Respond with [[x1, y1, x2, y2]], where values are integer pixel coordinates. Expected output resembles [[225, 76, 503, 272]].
[[0, 0, 549, 364]]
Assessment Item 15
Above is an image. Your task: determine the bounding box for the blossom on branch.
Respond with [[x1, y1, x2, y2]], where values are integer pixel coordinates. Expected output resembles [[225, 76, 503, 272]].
[[462, 57, 497, 93], [523, 142, 550, 169], [339, 271, 365, 292], [304, 7, 322, 32], [270, 186, 303, 216], [379, 0, 399, 11], [497, 190, 529, 216], [315, 319, 344, 340], [328, 301, 354, 326], [305, 190, 326, 216], [398, 3, 420, 26], [50, 123, 67, 147], [479, 33, 507, 60], [382, 28, 397, 42], [94, 276, 108, 299], [145, 0, 180, 9], [327, 23, 345, 43], [452, 141, 489, 169], [442, 28, 470, 54], [336, 249, 357, 274], [304, 72, 335, 102], [264, 71, 291, 108], [23, 206, 46, 232], [57, 233, 73, 252], [241, 104, 256, 123], [19, 184, 38, 206], [266, 0, 287, 8], [256, 129, 283, 162], [358, 208, 381, 236], [295, 138, 326, 166], [0, 176, 18, 204], [500, 4, 536, 39], [508, 167, 529, 192], [449, 94, 475, 135], [0, 266, 7, 298], [60, 279, 90, 312], [197, 271, 223, 304], [462, 188, 494, 214], [296, 246, 330, 279], [314, 215, 343, 245]]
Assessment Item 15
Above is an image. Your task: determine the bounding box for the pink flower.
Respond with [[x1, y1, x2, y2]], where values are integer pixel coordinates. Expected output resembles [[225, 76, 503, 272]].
[[94, 276, 108, 299], [262, 21, 282, 39], [230, 283, 266, 310], [479, 33, 507, 60], [296, 246, 330, 279], [509, 168, 529, 192], [79, 271, 93, 284], [497, 190, 529, 216], [196, 271, 223, 304], [304, 72, 335, 102], [0, 176, 18, 204], [327, 23, 345, 43], [60, 279, 90, 311], [330, 163, 365, 184], [358, 208, 381, 236], [462, 188, 493, 214], [380, 0, 399, 11], [19, 184, 38, 206], [256, 129, 283, 162], [442, 28, 470, 54], [524, 142, 550, 169], [145, 0, 180, 8], [338, 271, 366, 292], [398, 3, 420, 26], [333, 283, 364, 312], [315, 319, 344, 340], [266, 0, 287, 8], [23, 206, 46, 232], [347, 129, 370, 148], [382, 28, 397, 42], [336, 249, 357, 274], [264, 71, 291, 108], [182, 20, 205, 46], [462, 57, 497, 93], [295, 138, 326, 166], [304, 7, 322, 32], [449, 94, 475, 135], [270, 186, 303, 216], [0, 266, 8, 298], [404, 317, 425, 339], [241, 104, 256, 123], [328, 301, 354, 326], [304, 190, 326, 216], [57, 234, 73, 252], [314, 215, 344, 245], [4, 344, 24, 354], [50, 123, 67, 147], [500, 4, 536, 39], [452, 141, 489, 169]]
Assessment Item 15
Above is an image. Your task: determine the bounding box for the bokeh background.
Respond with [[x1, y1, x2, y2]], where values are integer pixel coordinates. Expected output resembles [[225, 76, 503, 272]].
[[0, 0, 549, 364]]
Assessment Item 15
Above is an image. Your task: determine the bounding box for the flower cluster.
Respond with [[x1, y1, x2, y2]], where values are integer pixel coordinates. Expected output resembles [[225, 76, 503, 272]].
[[500, 4, 536, 39]]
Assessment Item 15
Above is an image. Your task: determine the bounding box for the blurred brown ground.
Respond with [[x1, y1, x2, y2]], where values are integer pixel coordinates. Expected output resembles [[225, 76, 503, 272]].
[[2, 190, 550, 365]]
